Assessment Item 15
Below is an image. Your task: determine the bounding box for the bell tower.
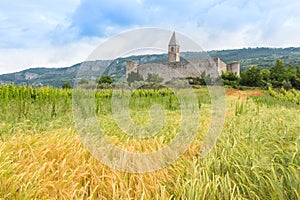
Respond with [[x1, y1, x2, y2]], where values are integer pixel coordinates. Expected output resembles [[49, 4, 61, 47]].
[[168, 31, 180, 62]]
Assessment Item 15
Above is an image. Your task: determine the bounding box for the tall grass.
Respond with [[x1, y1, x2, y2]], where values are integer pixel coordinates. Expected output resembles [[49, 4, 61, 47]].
[[0, 85, 299, 199]]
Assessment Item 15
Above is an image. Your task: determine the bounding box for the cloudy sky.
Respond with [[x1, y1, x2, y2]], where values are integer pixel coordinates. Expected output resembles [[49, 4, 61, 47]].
[[1, 0, 300, 74]]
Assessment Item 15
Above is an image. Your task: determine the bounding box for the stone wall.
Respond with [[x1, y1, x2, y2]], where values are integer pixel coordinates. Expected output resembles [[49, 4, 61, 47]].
[[126, 58, 240, 82], [137, 62, 188, 82], [137, 58, 220, 82], [190, 58, 222, 78], [227, 62, 240, 76], [218, 59, 227, 74]]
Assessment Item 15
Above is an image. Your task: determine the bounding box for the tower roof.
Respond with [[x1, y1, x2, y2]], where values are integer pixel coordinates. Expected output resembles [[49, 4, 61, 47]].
[[169, 31, 179, 46]]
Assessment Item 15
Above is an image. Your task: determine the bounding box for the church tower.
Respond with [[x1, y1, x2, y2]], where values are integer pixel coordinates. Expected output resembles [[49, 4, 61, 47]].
[[168, 31, 180, 62]]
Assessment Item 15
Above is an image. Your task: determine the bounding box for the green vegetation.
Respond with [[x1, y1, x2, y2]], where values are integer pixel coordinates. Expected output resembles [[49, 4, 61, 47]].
[[221, 59, 300, 90], [221, 71, 240, 87], [97, 75, 113, 85], [187, 71, 212, 86], [96, 75, 113, 89], [127, 71, 144, 85], [267, 87, 300, 105], [62, 82, 72, 89], [78, 78, 89, 85], [240, 66, 262, 87], [145, 73, 164, 83], [0, 85, 299, 199]]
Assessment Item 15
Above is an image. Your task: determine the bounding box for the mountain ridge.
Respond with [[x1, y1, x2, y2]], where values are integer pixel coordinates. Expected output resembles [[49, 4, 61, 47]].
[[1, 47, 300, 88]]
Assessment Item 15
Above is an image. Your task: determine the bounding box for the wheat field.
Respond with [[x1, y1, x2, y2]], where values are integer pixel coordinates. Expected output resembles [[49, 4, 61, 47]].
[[0, 86, 299, 199]]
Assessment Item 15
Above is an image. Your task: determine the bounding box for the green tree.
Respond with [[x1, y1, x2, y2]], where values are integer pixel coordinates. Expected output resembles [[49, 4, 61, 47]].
[[221, 71, 240, 87], [282, 80, 293, 90], [127, 72, 144, 85], [96, 75, 113, 89], [240, 66, 262, 87], [62, 82, 72, 89], [285, 64, 300, 89], [202, 72, 212, 85], [146, 73, 164, 83], [199, 71, 212, 85], [97, 75, 112, 85], [79, 78, 89, 85], [270, 59, 288, 87], [261, 69, 270, 82], [296, 66, 300, 78], [188, 71, 212, 86]]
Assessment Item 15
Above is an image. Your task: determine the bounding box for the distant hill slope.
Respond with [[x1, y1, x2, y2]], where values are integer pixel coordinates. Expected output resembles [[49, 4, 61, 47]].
[[208, 47, 300, 70], [0, 61, 111, 88], [1, 47, 300, 88]]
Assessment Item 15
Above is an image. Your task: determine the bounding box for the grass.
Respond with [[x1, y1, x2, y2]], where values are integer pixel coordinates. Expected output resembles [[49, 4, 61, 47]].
[[0, 86, 299, 199]]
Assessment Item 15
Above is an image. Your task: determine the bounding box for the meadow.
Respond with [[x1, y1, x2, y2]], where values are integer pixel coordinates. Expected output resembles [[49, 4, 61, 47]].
[[0, 85, 299, 199]]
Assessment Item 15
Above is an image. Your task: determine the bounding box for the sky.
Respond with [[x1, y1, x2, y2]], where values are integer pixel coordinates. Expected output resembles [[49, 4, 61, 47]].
[[1, 0, 300, 74]]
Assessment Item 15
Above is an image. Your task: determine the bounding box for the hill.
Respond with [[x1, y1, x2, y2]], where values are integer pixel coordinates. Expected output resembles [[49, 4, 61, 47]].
[[1, 47, 300, 88]]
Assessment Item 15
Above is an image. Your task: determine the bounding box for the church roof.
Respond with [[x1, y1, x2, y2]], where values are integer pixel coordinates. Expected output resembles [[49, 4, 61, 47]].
[[169, 31, 179, 46]]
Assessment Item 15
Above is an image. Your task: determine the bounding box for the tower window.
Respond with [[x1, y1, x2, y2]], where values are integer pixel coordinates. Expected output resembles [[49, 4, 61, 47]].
[[171, 47, 174, 52]]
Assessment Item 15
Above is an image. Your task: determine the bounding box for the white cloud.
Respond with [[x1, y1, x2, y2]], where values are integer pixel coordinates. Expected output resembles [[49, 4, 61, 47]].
[[1, 0, 300, 74], [0, 37, 101, 74], [0, 0, 78, 48]]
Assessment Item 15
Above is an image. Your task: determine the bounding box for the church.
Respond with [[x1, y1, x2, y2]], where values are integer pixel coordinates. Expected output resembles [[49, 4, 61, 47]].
[[126, 32, 240, 82]]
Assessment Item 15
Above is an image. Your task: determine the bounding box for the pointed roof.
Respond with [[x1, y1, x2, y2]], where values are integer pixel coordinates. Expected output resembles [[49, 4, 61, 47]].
[[169, 31, 179, 46]]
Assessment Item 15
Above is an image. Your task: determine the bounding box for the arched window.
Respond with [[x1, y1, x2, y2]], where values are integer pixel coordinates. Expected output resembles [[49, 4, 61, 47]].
[[171, 47, 174, 52]]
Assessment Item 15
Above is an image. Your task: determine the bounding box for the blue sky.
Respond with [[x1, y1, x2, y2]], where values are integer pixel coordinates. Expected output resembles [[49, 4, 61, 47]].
[[1, 0, 300, 74]]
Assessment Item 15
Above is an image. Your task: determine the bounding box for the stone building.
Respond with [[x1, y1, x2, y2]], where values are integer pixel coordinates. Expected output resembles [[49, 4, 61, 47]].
[[126, 32, 240, 82]]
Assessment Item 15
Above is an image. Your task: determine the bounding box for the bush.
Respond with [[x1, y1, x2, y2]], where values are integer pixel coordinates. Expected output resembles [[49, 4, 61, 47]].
[[62, 82, 72, 89], [282, 80, 293, 90], [221, 71, 240, 87], [97, 75, 112, 85]]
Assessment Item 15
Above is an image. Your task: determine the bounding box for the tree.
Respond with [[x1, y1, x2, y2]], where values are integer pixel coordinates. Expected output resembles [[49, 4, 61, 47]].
[[96, 75, 113, 89], [261, 69, 270, 83], [268, 59, 300, 89], [146, 73, 163, 83], [240, 66, 262, 87], [282, 80, 293, 90], [296, 66, 300, 78], [270, 59, 288, 87], [62, 82, 72, 89], [201, 71, 212, 85], [79, 78, 89, 85], [221, 71, 240, 87], [97, 75, 112, 85], [188, 71, 212, 86], [127, 71, 144, 85], [285, 64, 300, 89]]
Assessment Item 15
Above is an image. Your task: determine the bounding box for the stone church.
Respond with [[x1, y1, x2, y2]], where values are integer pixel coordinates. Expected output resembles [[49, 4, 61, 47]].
[[126, 32, 240, 82]]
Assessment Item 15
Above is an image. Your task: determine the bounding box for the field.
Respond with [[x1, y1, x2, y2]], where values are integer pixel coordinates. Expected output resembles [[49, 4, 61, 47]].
[[0, 85, 299, 199]]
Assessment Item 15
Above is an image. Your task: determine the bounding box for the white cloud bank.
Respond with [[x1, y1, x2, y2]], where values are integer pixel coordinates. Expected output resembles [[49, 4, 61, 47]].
[[1, 0, 300, 74]]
